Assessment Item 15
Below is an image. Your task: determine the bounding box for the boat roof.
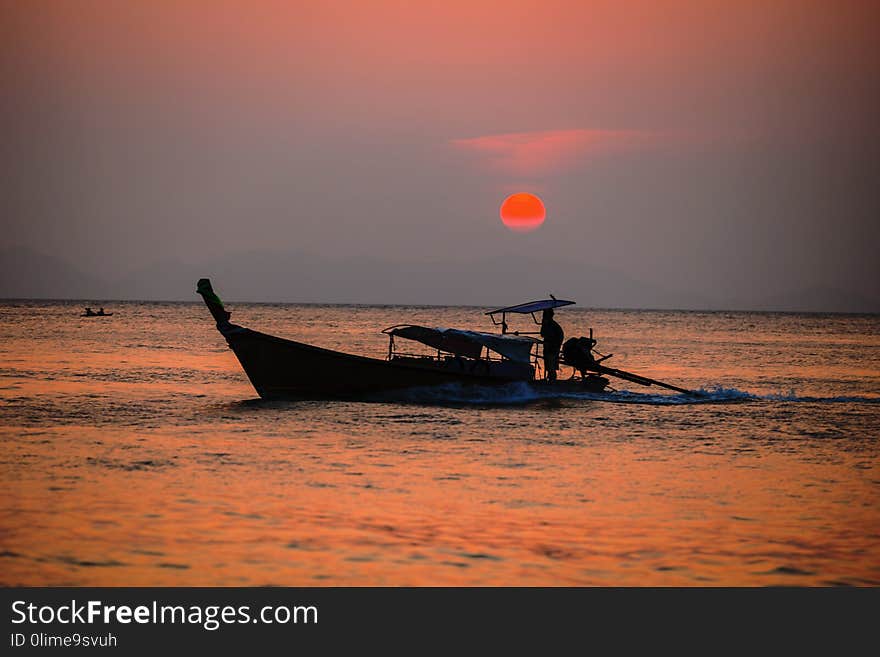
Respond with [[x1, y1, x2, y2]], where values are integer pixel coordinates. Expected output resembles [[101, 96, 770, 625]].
[[485, 298, 576, 315], [384, 325, 537, 363]]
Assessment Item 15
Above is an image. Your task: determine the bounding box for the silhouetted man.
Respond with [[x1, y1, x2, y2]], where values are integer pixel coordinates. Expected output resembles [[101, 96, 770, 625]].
[[540, 308, 564, 382]]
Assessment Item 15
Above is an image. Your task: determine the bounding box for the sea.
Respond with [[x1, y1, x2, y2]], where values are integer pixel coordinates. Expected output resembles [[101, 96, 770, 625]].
[[1, 300, 878, 586]]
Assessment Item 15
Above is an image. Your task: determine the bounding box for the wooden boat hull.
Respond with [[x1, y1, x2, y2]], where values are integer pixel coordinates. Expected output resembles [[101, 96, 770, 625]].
[[218, 323, 537, 399]]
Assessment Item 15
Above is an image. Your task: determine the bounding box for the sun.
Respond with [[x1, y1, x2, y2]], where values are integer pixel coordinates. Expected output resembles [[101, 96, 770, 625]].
[[499, 193, 546, 232]]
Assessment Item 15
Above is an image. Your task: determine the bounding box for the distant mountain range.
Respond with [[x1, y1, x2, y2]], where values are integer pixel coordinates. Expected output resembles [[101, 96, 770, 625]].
[[1, 246, 877, 313]]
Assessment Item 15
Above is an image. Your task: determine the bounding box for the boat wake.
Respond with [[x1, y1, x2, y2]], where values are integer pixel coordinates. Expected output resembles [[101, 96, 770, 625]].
[[371, 382, 880, 407]]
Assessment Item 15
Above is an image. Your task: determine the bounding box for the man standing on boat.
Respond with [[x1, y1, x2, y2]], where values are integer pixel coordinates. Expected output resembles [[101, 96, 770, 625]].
[[540, 308, 564, 382]]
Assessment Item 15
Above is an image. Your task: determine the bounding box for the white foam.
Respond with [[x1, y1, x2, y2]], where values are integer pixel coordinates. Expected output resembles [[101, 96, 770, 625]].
[[372, 382, 880, 407]]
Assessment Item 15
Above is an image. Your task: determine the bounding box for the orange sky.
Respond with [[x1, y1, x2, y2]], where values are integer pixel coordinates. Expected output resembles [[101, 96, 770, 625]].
[[2, 0, 879, 309], [7, 0, 876, 133]]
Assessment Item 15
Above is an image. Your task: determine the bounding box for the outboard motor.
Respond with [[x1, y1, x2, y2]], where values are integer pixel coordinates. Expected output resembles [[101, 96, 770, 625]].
[[562, 336, 597, 376]]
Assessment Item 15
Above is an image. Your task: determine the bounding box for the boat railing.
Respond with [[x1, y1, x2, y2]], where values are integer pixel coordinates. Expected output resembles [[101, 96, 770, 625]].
[[385, 341, 511, 365], [383, 330, 520, 365], [382, 324, 589, 384]]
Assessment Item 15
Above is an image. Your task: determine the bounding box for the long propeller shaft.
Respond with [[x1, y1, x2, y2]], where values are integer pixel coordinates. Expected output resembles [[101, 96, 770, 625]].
[[592, 364, 700, 396]]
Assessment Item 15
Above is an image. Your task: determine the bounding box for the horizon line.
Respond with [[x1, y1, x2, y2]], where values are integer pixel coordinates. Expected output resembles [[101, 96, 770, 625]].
[[1, 296, 877, 317]]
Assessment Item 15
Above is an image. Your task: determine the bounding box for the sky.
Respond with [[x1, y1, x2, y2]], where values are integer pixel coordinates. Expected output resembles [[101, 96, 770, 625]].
[[2, 0, 879, 310]]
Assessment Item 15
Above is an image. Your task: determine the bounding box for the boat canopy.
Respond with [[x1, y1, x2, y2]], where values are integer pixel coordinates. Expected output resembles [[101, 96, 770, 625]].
[[485, 298, 575, 316], [384, 325, 538, 363]]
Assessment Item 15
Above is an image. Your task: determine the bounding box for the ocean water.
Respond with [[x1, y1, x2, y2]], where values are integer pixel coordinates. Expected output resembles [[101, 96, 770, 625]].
[[1, 300, 878, 586]]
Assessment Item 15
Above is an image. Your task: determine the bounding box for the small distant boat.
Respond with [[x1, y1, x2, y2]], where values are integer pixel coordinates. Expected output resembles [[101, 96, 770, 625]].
[[197, 278, 698, 400]]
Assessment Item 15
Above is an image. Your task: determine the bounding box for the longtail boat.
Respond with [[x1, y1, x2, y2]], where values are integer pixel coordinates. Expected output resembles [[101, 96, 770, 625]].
[[197, 278, 697, 400]]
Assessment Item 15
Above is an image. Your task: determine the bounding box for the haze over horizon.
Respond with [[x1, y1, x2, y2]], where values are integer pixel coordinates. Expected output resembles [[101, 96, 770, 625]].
[[3, 1, 879, 312]]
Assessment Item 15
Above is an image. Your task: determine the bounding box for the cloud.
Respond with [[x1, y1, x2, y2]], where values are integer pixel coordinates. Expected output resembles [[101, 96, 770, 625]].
[[450, 129, 657, 177]]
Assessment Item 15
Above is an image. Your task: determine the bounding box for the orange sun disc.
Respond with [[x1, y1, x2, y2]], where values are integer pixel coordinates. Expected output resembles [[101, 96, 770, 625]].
[[500, 193, 546, 232]]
